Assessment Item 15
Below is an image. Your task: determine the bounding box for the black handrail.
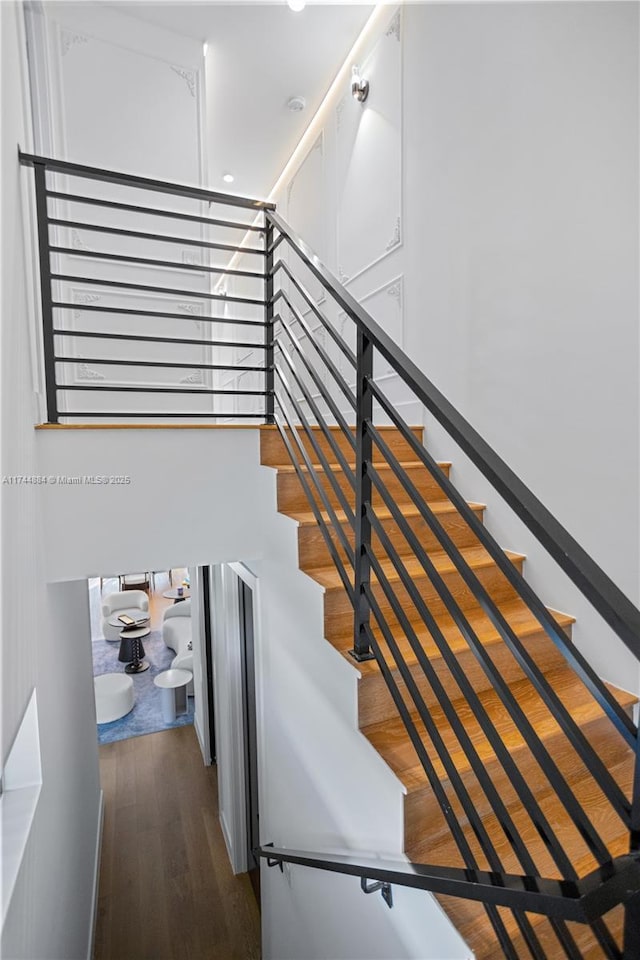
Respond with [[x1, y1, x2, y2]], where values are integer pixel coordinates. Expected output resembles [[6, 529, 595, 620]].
[[267, 209, 640, 662], [19, 150, 275, 210], [258, 846, 640, 925]]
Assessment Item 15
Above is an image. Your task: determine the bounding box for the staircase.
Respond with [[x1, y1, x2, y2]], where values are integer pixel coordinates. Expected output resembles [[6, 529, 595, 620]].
[[261, 424, 637, 960], [21, 153, 640, 958]]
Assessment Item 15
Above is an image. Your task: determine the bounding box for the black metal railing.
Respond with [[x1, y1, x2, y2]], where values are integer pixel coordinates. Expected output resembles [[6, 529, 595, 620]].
[[262, 208, 640, 958], [21, 153, 640, 957], [20, 151, 275, 423]]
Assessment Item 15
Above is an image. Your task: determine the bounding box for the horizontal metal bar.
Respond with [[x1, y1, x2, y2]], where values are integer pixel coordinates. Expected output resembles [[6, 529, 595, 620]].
[[267, 208, 640, 661], [275, 342, 357, 534], [368, 379, 637, 751], [273, 260, 357, 369], [367, 423, 632, 825], [275, 311, 357, 455], [364, 500, 612, 870], [50, 246, 266, 280], [59, 411, 265, 419], [52, 301, 265, 328], [46, 190, 266, 231], [50, 273, 265, 306], [276, 288, 357, 410], [257, 848, 640, 923], [364, 513, 576, 880], [20, 149, 275, 210], [362, 537, 560, 885], [58, 384, 269, 396], [54, 357, 266, 373], [362, 587, 504, 874], [273, 405, 355, 601], [267, 232, 285, 256], [53, 328, 267, 350], [47, 218, 266, 256]]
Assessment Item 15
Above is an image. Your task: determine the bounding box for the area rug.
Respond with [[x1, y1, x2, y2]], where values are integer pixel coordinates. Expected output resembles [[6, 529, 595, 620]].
[[92, 629, 194, 745]]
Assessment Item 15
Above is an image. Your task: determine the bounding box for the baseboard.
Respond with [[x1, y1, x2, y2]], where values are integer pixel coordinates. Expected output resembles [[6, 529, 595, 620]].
[[219, 810, 236, 871], [194, 714, 210, 766], [87, 789, 104, 960]]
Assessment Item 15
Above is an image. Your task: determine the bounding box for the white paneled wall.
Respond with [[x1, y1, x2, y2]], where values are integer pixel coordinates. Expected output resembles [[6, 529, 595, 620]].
[[25, 3, 266, 421]]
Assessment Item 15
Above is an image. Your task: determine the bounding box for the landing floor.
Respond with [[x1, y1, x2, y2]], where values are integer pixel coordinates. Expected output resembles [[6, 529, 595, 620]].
[[94, 725, 261, 960]]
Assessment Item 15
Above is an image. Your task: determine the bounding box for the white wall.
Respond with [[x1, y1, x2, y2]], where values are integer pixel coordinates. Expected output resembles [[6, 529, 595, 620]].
[[211, 525, 468, 958], [2, 6, 102, 958], [36, 427, 276, 580], [256, 1, 639, 692]]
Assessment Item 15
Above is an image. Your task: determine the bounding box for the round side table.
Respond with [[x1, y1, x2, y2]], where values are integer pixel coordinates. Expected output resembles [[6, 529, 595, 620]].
[[154, 668, 193, 723], [118, 624, 151, 673]]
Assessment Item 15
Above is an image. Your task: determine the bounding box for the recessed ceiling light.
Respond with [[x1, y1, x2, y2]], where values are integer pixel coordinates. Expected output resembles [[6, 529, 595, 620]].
[[287, 0, 305, 11], [287, 96, 306, 113], [222, 173, 234, 184]]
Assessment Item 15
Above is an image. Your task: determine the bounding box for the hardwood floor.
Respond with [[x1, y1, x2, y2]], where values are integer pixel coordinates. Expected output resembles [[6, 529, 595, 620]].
[[94, 726, 261, 960]]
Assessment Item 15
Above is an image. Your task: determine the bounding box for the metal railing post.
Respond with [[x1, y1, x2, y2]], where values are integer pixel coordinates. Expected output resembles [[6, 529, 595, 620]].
[[350, 327, 375, 662], [32, 161, 58, 423], [265, 215, 275, 424]]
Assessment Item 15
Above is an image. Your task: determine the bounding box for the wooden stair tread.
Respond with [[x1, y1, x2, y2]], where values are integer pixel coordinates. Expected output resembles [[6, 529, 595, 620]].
[[289, 499, 486, 527], [310, 544, 525, 591], [342, 596, 574, 673], [361, 666, 636, 791], [274, 458, 451, 476], [437, 894, 624, 960], [408, 755, 633, 879]]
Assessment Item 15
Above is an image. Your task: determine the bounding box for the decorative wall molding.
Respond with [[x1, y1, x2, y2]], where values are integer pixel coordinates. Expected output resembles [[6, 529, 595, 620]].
[[385, 217, 401, 252], [385, 11, 401, 41], [170, 65, 196, 98], [177, 301, 203, 329], [73, 292, 101, 322], [387, 280, 402, 305], [71, 229, 87, 251], [180, 369, 204, 384], [77, 364, 105, 381], [60, 30, 89, 57], [66, 288, 212, 391]]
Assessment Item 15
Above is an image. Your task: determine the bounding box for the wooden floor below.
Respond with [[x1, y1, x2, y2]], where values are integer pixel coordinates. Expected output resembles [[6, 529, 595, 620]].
[[94, 726, 261, 960]]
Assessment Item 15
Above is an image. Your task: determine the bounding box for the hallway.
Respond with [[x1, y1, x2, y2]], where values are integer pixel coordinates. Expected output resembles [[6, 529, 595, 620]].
[[94, 726, 261, 960]]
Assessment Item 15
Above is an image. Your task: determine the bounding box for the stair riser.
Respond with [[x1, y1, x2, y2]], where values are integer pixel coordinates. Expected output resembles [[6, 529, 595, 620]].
[[322, 557, 524, 645], [402, 714, 632, 858], [277, 463, 451, 515], [357, 628, 570, 727], [298, 505, 485, 573], [260, 426, 424, 468]]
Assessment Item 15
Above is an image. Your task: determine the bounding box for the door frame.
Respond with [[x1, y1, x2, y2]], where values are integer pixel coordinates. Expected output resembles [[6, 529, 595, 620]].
[[212, 562, 264, 876]]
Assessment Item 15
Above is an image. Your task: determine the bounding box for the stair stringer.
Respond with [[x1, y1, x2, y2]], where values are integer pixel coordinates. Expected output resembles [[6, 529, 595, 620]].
[[244, 467, 472, 960]]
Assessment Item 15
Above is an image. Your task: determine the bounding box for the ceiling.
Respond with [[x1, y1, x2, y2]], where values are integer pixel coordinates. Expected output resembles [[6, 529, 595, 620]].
[[111, 2, 375, 198]]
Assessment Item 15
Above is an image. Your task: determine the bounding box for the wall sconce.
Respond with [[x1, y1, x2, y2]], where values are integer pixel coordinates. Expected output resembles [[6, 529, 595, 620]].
[[351, 65, 369, 104]]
